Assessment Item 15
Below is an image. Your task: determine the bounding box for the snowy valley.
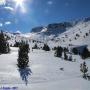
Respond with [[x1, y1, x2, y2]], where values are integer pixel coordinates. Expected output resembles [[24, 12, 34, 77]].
[[0, 17, 90, 90]]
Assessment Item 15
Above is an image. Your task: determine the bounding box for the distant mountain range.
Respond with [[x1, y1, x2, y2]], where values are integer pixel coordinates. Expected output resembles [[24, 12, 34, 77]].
[[31, 17, 90, 36], [31, 22, 73, 36], [4, 17, 90, 48]]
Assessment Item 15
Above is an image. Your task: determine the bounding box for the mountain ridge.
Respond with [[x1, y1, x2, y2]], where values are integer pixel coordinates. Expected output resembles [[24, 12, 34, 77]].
[[3, 16, 90, 48]]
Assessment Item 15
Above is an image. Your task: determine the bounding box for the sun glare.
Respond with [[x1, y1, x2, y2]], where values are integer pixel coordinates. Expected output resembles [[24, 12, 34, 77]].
[[14, 0, 23, 7], [0, 0, 6, 5], [14, 0, 26, 13]]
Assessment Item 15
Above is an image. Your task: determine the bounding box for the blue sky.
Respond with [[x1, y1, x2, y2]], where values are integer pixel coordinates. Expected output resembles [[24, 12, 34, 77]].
[[0, 0, 90, 33]]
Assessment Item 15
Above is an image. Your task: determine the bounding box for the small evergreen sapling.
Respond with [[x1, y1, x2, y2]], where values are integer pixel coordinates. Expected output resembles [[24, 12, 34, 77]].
[[69, 55, 72, 61], [32, 43, 38, 49], [64, 52, 68, 60], [80, 62, 88, 79]]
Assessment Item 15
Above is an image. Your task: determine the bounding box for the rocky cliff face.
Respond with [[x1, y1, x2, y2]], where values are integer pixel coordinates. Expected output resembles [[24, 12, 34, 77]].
[[31, 27, 44, 33], [46, 22, 73, 35], [31, 22, 73, 36]]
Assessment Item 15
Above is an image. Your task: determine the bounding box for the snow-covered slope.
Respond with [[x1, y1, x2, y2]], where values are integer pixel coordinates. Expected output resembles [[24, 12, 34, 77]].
[[0, 17, 90, 90], [5, 17, 90, 48], [0, 47, 90, 90], [55, 20, 90, 46]]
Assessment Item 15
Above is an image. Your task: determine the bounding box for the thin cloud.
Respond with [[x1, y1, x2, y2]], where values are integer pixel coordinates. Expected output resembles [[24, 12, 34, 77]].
[[5, 21, 11, 25], [4, 6, 14, 11], [47, 1, 53, 5], [0, 23, 3, 27]]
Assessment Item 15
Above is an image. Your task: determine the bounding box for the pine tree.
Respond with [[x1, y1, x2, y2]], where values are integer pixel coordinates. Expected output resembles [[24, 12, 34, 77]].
[[81, 47, 90, 59], [43, 44, 50, 51], [53, 47, 57, 50], [7, 43, 10, 53], [17, 42, 30, 69], [64, 52, 68, 60], [55, 46, 63, 58], [63, 47, 69, 52], [72, 48, 78, 55], [14, 41, 21, 47], [69, 55, 72, 61], [0, 31, 10, 54], [80, 62, 88, 78], [32, 43, 38, 49]]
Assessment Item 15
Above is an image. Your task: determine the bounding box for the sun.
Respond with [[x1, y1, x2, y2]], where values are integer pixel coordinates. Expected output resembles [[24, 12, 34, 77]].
[[14, 0, 26, 13], [0, 0, 6, 5], [14, 0, 23, 7]]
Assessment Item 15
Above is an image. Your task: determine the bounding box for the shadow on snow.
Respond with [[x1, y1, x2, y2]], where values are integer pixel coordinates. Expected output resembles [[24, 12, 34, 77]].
[[18, 67, 32, 85]]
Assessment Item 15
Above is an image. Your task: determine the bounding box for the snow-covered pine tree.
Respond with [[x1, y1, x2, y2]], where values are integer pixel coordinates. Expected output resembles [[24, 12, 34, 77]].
[[0, 30, 10, 54], [17, 42, 30, 69], [80, 62, 88, 78]]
